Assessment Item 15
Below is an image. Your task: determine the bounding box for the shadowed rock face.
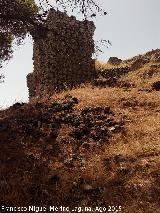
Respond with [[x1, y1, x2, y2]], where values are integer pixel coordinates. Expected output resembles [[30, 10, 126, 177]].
[[152, 81, 160, 91], [108, 57, 122, 65], [27, 9, 96, 100]]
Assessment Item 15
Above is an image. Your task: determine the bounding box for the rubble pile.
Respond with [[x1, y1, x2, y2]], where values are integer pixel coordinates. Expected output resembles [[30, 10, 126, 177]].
[[27, 9, 96, 99], [125, 49, 160, 69], [1, 96, 125, 165], [94, 49, 160, 90], [144, 49, 160, 62], [1, 49, 160, 211], [107, 57, 122, 65], [141, 64, 160, 79], [100, 67, 130, 79], [93, 66, 130, 87], [130, 58, 150, 70]]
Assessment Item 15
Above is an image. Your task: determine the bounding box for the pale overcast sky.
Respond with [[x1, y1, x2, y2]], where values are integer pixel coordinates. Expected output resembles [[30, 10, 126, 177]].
[[0, 0, 160, 108]]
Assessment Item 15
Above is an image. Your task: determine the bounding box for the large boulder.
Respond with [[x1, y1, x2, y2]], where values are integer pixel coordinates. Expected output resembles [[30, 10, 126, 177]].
[[108, 57, 122, 65]]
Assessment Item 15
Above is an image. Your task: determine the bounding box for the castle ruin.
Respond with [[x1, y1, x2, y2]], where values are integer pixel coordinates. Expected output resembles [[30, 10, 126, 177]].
[[27, 9, 96, 99]]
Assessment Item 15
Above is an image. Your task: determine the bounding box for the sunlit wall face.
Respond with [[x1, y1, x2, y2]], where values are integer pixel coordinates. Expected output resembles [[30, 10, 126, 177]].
[[0, 0, 160, 108]]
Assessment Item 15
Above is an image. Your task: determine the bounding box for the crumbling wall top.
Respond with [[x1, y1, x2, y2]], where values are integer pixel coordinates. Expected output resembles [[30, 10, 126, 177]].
[[46, 9, 95, 33]]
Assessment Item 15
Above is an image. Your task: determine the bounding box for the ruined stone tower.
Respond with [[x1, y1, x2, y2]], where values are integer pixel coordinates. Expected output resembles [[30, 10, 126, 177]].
[[27, 9, 96, 99]]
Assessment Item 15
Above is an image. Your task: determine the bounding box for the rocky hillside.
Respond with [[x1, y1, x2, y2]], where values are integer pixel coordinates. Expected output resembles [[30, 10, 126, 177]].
[[94, 49, 160, 90], [0, 49, 160, 213]]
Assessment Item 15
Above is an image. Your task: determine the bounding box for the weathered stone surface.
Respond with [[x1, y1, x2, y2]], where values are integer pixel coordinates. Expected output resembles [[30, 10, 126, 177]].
[[108, 57, 122, 65], [27, 9, 96, 99], [131, 58, 149, 70], [101, 67, 130, 79], [152, 81, 160, 91], [92, 66, 130, 88]]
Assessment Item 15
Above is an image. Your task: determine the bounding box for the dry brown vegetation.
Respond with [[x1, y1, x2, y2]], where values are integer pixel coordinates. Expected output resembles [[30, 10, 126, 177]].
[[0, 50, 160, 213]]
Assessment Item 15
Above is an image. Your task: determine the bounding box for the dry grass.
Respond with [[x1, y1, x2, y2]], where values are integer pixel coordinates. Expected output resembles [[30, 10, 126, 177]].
[[95, 60, 130, 70], [39, 83, 160, 212], [121, 62, 160, 88], [1, 51, 160, 212]]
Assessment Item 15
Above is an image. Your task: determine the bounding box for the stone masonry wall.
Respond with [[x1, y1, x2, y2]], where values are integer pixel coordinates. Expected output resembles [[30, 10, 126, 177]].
[[27, 9, 96, 99]]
